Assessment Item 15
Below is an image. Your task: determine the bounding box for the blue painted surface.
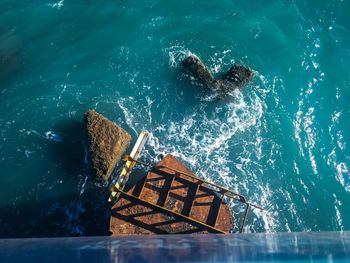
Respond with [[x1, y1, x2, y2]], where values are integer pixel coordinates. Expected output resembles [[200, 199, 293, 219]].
[[0, 0, 350, 237], [1, 232, 350, 262]]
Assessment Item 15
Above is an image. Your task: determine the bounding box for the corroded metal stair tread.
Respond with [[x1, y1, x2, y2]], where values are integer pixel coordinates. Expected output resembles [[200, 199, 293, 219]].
[[109, 155, 233, 235]]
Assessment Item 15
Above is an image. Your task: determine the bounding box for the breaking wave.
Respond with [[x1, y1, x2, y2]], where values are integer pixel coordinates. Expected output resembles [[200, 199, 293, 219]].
[[116, 46, 281, 232]]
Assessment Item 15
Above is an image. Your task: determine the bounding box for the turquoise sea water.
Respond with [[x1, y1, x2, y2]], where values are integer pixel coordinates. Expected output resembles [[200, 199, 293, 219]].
[[0, 0, 349, 237]]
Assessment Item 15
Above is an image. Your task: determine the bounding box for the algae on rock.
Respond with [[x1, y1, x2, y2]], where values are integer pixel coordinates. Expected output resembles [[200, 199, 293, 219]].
[[84, 109, 132, 181]]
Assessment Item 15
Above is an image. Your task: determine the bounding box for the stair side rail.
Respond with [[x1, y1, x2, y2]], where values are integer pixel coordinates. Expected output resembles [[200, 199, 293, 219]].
[[108, 131, 149, 202]]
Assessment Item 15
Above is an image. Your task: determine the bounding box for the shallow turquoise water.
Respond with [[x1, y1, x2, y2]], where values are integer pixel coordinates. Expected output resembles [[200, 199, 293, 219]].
[[0, 0, 349, 237]]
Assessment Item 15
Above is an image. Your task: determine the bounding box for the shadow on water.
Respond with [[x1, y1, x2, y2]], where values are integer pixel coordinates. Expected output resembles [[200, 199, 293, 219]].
[[43, 118, 112, 237], [0, 118, 113, 238], [0, 188, 111, 238], [47, 118, 88, 177]]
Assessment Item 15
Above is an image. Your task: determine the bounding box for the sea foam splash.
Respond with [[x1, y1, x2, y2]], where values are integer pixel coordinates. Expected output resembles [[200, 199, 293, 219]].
[[115, 46, 280, 232], [46, 0, 64, 10]]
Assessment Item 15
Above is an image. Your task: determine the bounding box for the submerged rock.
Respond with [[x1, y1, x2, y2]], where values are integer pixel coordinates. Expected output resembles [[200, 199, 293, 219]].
[[84, 110, 132, 181], [181, 53, 254, 97]]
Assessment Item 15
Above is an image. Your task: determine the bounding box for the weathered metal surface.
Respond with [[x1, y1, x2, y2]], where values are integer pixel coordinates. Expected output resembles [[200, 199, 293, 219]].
[[109, 154, 233, 235]]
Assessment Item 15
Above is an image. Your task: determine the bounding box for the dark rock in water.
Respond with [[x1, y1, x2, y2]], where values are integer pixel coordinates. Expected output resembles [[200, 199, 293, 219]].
[[84, 110, 132, 181], [181, 53, 254, 98], [220, 64, 254, 88], [181, 54, 216, 87]]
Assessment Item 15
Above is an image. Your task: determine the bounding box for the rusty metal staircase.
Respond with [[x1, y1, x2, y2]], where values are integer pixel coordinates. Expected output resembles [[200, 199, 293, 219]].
[[108, 132, 263, 235]]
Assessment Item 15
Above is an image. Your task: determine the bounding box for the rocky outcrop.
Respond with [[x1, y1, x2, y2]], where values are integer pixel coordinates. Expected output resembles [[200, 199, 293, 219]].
[[219, 64, 254, 87], [84, 110, 132, 181], [181, 54, 216, 87], [181, 53, 254, 97]]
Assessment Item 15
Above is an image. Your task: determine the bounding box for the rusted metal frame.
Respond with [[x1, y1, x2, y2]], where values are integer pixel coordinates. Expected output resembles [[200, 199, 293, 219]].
[[156, 167, 247, 204], [117, 188, 226, 234], [222, 191, 246, 203], [222, 192, 262, 211], [240, 203, 250, 233], [246, 202, 262, 210], [123, 156, 246, 200], [123, 155, 255, 208]]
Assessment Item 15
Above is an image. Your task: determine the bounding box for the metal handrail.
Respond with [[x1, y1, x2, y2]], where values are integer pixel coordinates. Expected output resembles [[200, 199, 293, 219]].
[[122, 155, 265, 233], [108, 131, 149, 202]]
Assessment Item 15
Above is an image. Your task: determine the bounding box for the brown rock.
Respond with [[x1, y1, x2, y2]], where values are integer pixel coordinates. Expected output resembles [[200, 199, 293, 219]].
[[84, 109, 132, 181], [181, 53, 254, 98]]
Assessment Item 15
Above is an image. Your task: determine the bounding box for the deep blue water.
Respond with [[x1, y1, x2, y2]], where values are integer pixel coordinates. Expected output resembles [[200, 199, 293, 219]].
[[0, 0, 349, 237]]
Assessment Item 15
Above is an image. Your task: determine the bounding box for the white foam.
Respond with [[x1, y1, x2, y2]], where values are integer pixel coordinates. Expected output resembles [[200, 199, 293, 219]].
[[44, 131, 63, 142], [27, 129, 63, 142], [117, 97, 139, 136], [46, 0, 64, 10], [120, 90, 275, 231], [333, 194, 344, 230], [335, 162, 349, 191], [164, 45, 192, 68], [113, 48, 296, 232]]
